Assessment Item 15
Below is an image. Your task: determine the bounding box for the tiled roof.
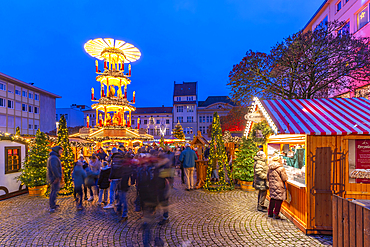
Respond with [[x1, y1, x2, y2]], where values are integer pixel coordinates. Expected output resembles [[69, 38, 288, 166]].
[[198, 96, 236, 107], [173, 82, 197, 96], [132, 106, 173, 114]]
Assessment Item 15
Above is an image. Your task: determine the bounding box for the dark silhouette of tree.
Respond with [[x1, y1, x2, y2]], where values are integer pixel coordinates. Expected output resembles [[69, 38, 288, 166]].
[[229, 21, 370, 104]]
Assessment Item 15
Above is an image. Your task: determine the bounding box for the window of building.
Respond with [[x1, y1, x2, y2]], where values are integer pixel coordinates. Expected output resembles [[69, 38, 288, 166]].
[[176, 106, 183, 112], [0, 83, 5, 91], [7, 84, 14, 94], [15, 101, 21, 111], [210, 116, 213, 122], [336, 1, 342, 12], [8, 100, 14, 109], [177, 117, 183, 123], [29, 124, 32, 130], [206, 116, 210, 123], [202, 116, 205, 123], [186, 96, 193, 101], [132, 120, 135, 125], [199, 116, 202, 123], [176, 97, 181, 101], [149, 129, 154, 135], [338, 21, 350, 37], [315, 15, 328, 31], [0, 98, 5, 107], [358, 6, 369, 30], [28, 105, 33, 113], [22, 90, 27, 97], [345, 0, 349, 3], [15, 89, 21, 95], [156, 120, 160, 124], [34, 125, 38, 130], [5, 147, 21, 174], [34, 107, 39, 114], [166, 128, 170, 135], [144, 119, 148, 124], [29, 93, 33, 99], [22, 104, 27, 112], [187, 116, 193, 122], [34, 93, 39, 101], [156, 129, 160, 136], [187, 105, 194, 112], [166, 119, 169, 124]]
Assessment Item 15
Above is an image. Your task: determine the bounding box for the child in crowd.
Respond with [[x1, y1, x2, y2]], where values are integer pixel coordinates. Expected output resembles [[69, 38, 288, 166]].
[[72, 161, 87, 210], [97, 161, 111, 205]]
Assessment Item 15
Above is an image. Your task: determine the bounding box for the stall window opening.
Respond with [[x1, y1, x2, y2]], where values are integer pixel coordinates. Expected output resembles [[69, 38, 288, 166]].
[[5, 147, 21, 174]]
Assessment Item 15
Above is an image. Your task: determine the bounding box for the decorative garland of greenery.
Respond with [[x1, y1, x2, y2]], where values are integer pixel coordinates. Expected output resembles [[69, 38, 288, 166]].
[[249, 120, 273, 144], [203, 112, 234, 192]]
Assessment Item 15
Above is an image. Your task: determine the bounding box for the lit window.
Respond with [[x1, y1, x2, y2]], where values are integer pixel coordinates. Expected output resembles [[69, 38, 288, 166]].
[[8, 100, 14, 109], [34, 93, 39, 101], [187, 105, 194, 112], [357, 6, 369, 30], [336, 1, 341, 12], [5, 147, 21, 174], [29, 93, 33, 99]]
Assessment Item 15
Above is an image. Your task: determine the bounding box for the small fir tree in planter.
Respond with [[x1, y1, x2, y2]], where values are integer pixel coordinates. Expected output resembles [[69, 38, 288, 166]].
[[203, 112, 233, 192], [57, 115, 75, 195], [172, 121, 185, 139], [233, 137, 259, 190], [17, 129, 50, 195]]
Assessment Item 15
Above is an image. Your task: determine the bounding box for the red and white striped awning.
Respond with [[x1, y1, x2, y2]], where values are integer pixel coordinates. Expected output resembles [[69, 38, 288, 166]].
[[246, 97, 370, 136]]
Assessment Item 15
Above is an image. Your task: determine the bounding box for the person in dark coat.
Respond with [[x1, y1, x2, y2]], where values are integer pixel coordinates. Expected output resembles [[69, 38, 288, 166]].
[[179, 143, 198, 191], [72, 161, 87, 210], [97, 161, 111, 204], [104, 147, 124, 209], [97, 148, 107, 161], [253, 151, 269, 211], [117, 152, 133, 222], [47, 146, 63, 212]]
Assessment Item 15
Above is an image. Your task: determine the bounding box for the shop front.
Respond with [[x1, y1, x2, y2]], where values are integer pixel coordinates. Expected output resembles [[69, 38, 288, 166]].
[[245, 97, 370, 234]]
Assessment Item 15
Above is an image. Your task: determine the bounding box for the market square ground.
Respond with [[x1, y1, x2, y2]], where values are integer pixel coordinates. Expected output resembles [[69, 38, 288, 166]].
[[0, 177, 332, 246]]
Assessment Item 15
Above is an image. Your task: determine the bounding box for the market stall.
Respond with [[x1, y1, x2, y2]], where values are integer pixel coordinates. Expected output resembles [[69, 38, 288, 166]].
[[245, 97, 370, 234]]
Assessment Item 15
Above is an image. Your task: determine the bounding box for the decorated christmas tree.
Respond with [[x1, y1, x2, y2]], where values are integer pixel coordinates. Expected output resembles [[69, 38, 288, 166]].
[[233, 137, 259, 182], [172, 121, 185, 139], [17, 129, 50, 188], [204, 112, 233, 191], [57, 115, 75, 195]]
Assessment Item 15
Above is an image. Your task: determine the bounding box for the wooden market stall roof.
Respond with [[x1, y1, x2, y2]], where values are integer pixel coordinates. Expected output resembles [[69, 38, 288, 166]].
[[245, 97, 370, 137]]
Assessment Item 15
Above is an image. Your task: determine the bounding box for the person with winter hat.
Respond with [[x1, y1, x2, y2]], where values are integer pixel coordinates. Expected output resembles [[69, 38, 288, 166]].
[[267, 155, 288, 219], [47, 146, 63, 212], [253, 150, 269, 211]]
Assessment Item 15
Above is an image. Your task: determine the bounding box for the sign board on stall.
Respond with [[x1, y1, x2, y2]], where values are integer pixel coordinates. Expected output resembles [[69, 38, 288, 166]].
[[244, 110, 264, 123]]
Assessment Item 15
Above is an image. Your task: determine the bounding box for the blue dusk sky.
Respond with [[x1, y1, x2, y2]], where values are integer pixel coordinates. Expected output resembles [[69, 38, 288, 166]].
[[0, 0, 323, 108]]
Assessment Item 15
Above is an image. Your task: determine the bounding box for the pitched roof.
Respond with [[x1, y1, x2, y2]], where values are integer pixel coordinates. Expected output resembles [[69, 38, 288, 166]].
[[246, 97, 370, 136], [173, 82, 197, 96], [132, 106, 173, 114], [198, 96, 236, 107]]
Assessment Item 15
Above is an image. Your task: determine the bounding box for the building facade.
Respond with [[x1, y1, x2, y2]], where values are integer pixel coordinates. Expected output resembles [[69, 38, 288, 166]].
[[304, 0, 370, 97], [197, 96, 236, 135], [131, 106, 173, 140], [56, 104, 89, 128], [173, 81, 198, 139], [0, 72, 61, 135]]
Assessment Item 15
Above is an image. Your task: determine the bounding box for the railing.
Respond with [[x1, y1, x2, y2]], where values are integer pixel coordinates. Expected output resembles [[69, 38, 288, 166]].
[[333, 195, 370, 247]]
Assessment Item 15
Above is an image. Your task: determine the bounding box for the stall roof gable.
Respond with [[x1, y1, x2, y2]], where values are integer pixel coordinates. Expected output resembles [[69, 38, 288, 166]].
[[249, 97, 370, 136]]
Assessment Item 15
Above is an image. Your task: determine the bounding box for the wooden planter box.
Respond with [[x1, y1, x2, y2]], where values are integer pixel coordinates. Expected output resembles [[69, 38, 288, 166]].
[[28, 185, 48, 197], [239, 181, 254, 191]]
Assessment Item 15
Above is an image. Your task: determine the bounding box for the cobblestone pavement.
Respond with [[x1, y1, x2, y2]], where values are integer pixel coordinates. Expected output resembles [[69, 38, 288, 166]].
[[0, 177, 332, 246]]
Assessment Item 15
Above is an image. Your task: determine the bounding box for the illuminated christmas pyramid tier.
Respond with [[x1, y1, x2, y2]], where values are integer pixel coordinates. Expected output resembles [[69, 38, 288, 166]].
[[78, 37, 153, 146]]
